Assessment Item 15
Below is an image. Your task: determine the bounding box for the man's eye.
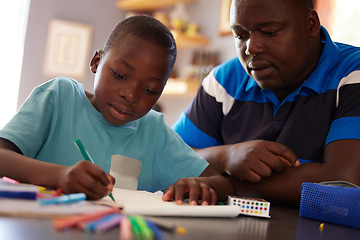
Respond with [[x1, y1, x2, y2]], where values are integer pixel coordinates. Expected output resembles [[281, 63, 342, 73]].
[[263, 31, 278, 37], [234, 33, 248, 40]]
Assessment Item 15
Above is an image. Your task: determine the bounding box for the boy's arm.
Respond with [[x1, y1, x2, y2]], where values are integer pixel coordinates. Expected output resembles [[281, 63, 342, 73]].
[[0, 138, 114, 200], [162, 165, 235, 205]]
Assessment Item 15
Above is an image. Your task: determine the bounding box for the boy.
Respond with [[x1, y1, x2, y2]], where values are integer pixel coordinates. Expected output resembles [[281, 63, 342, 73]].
[[0, 15, 233, 205]]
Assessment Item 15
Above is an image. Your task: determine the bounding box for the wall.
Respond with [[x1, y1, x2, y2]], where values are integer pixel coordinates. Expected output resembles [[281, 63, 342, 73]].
[[158, 0, 237, 125], [18, 0, 236, 125], [18, 0, 125, 107]]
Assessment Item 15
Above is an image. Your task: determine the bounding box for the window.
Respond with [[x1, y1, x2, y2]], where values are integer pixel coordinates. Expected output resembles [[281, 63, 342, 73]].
[[0, 0, 30, 128], [316, 0, 360, 47]]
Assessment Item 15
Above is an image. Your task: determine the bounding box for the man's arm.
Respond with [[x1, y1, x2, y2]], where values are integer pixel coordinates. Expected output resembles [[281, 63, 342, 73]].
[[195, 139, 360, 206], [194, 140, 299, 183]]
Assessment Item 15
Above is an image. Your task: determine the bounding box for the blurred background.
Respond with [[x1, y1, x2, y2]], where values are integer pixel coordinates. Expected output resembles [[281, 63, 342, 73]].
[[0, 0, 359, 128]]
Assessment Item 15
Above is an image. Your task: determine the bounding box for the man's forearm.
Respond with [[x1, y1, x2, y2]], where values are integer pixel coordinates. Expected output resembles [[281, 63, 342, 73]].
[[194, 146, 227, 173], [229, 162, 328, 207]]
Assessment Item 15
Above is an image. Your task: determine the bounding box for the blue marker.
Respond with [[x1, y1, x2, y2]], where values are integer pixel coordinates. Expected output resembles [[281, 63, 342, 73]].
[[38, 193, 86, 205], [145, 219, 164, 240], [0, 190, 37, 200]]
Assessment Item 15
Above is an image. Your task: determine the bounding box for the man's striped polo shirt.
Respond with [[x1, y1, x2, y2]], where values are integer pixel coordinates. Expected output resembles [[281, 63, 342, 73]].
[[173, 27, 360, 164]]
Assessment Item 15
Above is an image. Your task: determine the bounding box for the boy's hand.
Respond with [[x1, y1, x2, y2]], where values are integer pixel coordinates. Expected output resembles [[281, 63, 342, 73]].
[[57, 160, 115, 200], [162, 177, 217, 205]]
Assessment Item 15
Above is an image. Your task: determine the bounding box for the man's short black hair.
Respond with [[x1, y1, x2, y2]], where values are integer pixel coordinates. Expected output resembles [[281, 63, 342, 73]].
[[103, 15, 177, 65], [283, 0, 315, 10]]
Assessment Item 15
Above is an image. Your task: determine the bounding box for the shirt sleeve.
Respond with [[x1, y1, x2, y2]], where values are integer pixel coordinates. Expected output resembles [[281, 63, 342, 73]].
[[172, 72, 225, 148], [153, 114, 209, 191], [326, 71, 360, 145], [0, 81, 56, 157]]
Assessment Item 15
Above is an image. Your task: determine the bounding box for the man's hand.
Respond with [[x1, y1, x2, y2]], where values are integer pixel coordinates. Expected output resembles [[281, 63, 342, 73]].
[[196, 140, 299, 183], [223, 140, 300, 182]]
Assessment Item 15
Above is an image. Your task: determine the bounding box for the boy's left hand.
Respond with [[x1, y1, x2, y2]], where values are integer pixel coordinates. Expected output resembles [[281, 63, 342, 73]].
[[162, 177, 217, 205]]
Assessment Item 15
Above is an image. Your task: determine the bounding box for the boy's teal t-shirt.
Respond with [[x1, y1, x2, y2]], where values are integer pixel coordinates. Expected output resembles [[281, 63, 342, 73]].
[[0, 77, 208, 192]]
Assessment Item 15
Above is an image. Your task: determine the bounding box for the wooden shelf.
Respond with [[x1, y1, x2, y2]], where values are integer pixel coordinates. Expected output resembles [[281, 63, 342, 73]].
[[162, 78, 200, 97], [116, 0, 209, 49], [117, 0, 197, 11], [116, 0, 207, 95], [171, 30, 209, 49]]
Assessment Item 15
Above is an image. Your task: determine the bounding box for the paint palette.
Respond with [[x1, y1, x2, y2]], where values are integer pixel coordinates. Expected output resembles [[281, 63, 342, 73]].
[[228, 196, 270, 218]]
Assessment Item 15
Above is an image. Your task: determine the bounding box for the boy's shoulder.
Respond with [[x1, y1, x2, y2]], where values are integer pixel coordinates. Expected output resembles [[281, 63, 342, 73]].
[[142, 109, 164, 122], [38, 77, 82, 91], [34, 77, 84, 99]]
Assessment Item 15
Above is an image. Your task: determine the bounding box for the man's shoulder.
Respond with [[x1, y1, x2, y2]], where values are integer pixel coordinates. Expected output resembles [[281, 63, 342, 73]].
[[208, 57, 254, 99], [214, 57, 243, 76], [336, 43, 360, 69], [214, 57, 250, 83]]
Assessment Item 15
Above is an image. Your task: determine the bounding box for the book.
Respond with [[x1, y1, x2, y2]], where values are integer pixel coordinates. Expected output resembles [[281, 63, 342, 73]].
[[94, 188, 241, 218]]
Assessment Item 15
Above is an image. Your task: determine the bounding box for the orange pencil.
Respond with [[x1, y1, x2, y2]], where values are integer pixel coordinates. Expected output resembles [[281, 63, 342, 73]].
[[53, 207, 121, 231]]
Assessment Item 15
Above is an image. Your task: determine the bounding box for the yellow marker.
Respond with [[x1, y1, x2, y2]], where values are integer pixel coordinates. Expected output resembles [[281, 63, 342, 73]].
[[319, 223, 324, 232], [176, 226, 187, 235]]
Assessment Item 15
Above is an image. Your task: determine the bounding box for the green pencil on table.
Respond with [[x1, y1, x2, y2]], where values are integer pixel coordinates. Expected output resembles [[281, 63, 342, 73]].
[[74, 139, 115, 202]]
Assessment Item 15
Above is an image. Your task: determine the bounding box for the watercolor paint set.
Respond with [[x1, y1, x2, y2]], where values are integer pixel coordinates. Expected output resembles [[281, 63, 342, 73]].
[[227, 196, 271, 218]]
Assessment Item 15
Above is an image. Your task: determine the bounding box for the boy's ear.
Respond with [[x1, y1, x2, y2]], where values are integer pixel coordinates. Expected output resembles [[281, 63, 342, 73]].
[[89, 50, 103, 73]]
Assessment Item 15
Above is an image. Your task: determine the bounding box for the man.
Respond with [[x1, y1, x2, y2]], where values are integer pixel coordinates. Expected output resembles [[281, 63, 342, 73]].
[[173, 0, 360, 206]]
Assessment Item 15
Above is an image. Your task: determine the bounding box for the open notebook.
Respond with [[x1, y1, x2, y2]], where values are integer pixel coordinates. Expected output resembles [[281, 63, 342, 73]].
[[0, 180, 240, 218], [94, 188, 241, 218]]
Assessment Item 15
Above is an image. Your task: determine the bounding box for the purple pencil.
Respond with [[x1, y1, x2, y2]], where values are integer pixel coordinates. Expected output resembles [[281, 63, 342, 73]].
[[94, 214, 122, 234]]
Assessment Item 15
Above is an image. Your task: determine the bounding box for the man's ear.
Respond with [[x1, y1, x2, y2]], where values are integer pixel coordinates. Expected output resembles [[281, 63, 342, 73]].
[[89, 50, 103, 73], [307, 9, 321, 37]]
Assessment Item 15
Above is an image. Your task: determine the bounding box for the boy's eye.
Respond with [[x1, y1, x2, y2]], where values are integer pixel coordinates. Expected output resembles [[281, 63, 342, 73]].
[[145, 88, 157, 95], [112, 69, 126, 80]]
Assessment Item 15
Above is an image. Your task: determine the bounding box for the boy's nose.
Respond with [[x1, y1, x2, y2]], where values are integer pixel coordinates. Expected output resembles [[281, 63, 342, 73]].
[[120, 87, 137, 103]]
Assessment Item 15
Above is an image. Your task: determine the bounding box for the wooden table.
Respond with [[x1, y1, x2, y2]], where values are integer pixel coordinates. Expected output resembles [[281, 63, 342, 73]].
[[0, 205, 359, 239]]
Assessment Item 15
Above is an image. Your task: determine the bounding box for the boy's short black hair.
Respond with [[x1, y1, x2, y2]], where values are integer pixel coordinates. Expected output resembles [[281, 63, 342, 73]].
[[103, 15, 177, 66]]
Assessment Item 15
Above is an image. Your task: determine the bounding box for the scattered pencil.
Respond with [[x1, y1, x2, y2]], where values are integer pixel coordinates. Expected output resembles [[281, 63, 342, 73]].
[[53, 207, 121, 231], [176, 226, 187, 235], [74, 139, 115, 202], [120, 215, 133, 240], [1, 176, 19, 184]]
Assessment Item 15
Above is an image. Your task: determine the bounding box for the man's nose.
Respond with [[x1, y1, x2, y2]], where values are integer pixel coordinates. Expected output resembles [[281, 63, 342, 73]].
[[245, 34, 265, 56]]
